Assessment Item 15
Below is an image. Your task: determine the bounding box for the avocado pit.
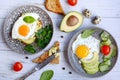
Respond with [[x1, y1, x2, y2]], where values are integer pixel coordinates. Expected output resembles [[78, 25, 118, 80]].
[[67, 15, 79, 26]]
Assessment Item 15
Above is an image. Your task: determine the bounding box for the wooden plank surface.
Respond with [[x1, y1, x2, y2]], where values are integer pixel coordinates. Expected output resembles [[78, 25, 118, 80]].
[[0, 0, 120, 80]]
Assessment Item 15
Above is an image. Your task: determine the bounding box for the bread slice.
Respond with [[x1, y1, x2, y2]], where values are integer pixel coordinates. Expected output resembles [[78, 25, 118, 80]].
[[45, 0, 65, 15], [32, 52, 60, 64], [50, 53, 60, 64], [32, 41, 60, 64], [32, 51, 49, 63]]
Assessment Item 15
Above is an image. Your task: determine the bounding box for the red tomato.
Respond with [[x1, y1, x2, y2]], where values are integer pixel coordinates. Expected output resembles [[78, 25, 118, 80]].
[[13, 62, 23, 72], [68, 0, 77, 6], [101, 45, 111, 55]]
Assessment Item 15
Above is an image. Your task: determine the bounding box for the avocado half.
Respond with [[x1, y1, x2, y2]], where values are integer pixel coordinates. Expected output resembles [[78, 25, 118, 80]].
[[60, 11, 84, 32]]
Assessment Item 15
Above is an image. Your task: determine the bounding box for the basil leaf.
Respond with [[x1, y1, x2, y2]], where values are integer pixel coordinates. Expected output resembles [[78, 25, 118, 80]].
[[40, 70, 54, 80], [23, 16, 35, 23], [81, 29, 95, 38]]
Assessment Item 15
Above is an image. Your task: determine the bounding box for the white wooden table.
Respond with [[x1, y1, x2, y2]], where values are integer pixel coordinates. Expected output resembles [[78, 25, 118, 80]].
[[0, 0, 120, 80]]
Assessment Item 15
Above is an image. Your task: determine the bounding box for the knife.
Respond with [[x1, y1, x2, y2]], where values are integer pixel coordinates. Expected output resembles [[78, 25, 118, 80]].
[[18, 53, 55, 80]]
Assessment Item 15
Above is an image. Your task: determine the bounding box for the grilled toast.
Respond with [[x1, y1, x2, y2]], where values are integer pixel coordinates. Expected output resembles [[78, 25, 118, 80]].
[[32, 41, 60, 64], [45, 0, 65, 15]]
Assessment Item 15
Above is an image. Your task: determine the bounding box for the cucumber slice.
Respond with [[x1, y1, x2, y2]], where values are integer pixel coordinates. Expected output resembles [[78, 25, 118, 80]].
[[100, 39, 111, 46], [103, 58, 109, 61], [103, 60, 111, 66], [111, 46, 117, 58], [100, 60, 111, 66], [99, 64, 110, 72], [101, 31, 109, 41]]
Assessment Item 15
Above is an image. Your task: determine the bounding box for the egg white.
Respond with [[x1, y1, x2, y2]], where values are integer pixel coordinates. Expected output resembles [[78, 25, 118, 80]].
[[12, 13, 39, 40], [72, 34, 100, 60]]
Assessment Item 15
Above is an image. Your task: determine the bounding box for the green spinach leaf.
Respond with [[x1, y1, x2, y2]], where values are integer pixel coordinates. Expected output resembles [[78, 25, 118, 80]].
[[24, 44, 36, 54], [81, 29, 95, 38], [35, 25, 53, 49], [40, 70, 54, 80]]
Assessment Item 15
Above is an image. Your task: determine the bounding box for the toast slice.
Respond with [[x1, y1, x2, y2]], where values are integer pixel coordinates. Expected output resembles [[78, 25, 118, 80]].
[[50, 53, 60, 64], [45, 0, 65, 15], [32, 41, 60, 64]]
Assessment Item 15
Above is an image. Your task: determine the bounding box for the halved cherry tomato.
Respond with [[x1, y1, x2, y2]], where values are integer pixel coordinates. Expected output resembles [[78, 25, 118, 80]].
[[13, 62, 23, 72], [68, 0, 77, 6], [101, 45, 111, 55]]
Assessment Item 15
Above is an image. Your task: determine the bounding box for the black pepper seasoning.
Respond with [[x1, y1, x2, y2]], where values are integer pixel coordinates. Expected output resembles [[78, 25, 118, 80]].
[[69, 71, 72, 74], [62, 67, 65, 70], [25, 56, 29, 59], [60, 35, 64, 38]]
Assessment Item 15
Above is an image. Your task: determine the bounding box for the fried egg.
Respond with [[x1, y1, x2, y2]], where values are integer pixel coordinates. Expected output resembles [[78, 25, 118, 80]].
[[12, 13, 40, 40], [72, 34, 100, 60]]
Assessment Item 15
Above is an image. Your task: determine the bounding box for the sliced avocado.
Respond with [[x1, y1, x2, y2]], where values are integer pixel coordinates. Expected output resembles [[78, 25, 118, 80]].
[[19, 37, 36, 44], [83, 61, 99, 69], [84, 67, 99, 74], [82, 59, 98, 66], [82, 58, 98, 67], [81, 52, 99, 64], [104, 44, 116, 59], [60, 11, 84, 32]]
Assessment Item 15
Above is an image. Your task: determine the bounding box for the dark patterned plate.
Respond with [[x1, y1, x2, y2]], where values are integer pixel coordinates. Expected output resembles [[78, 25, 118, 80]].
[[67, 27, 118, 77], [3, 5, 53, 54]]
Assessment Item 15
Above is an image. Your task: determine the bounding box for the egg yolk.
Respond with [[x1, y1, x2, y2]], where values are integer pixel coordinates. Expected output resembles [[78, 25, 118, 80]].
[[18, 25, 30, 36], [75, 45, 89, 59]]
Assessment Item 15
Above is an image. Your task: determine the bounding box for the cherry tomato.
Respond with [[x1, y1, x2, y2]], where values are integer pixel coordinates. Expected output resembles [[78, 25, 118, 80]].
[[68, 0, 77, 6], [101, 45, 111, 55], [13, 62, 23, 72]]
